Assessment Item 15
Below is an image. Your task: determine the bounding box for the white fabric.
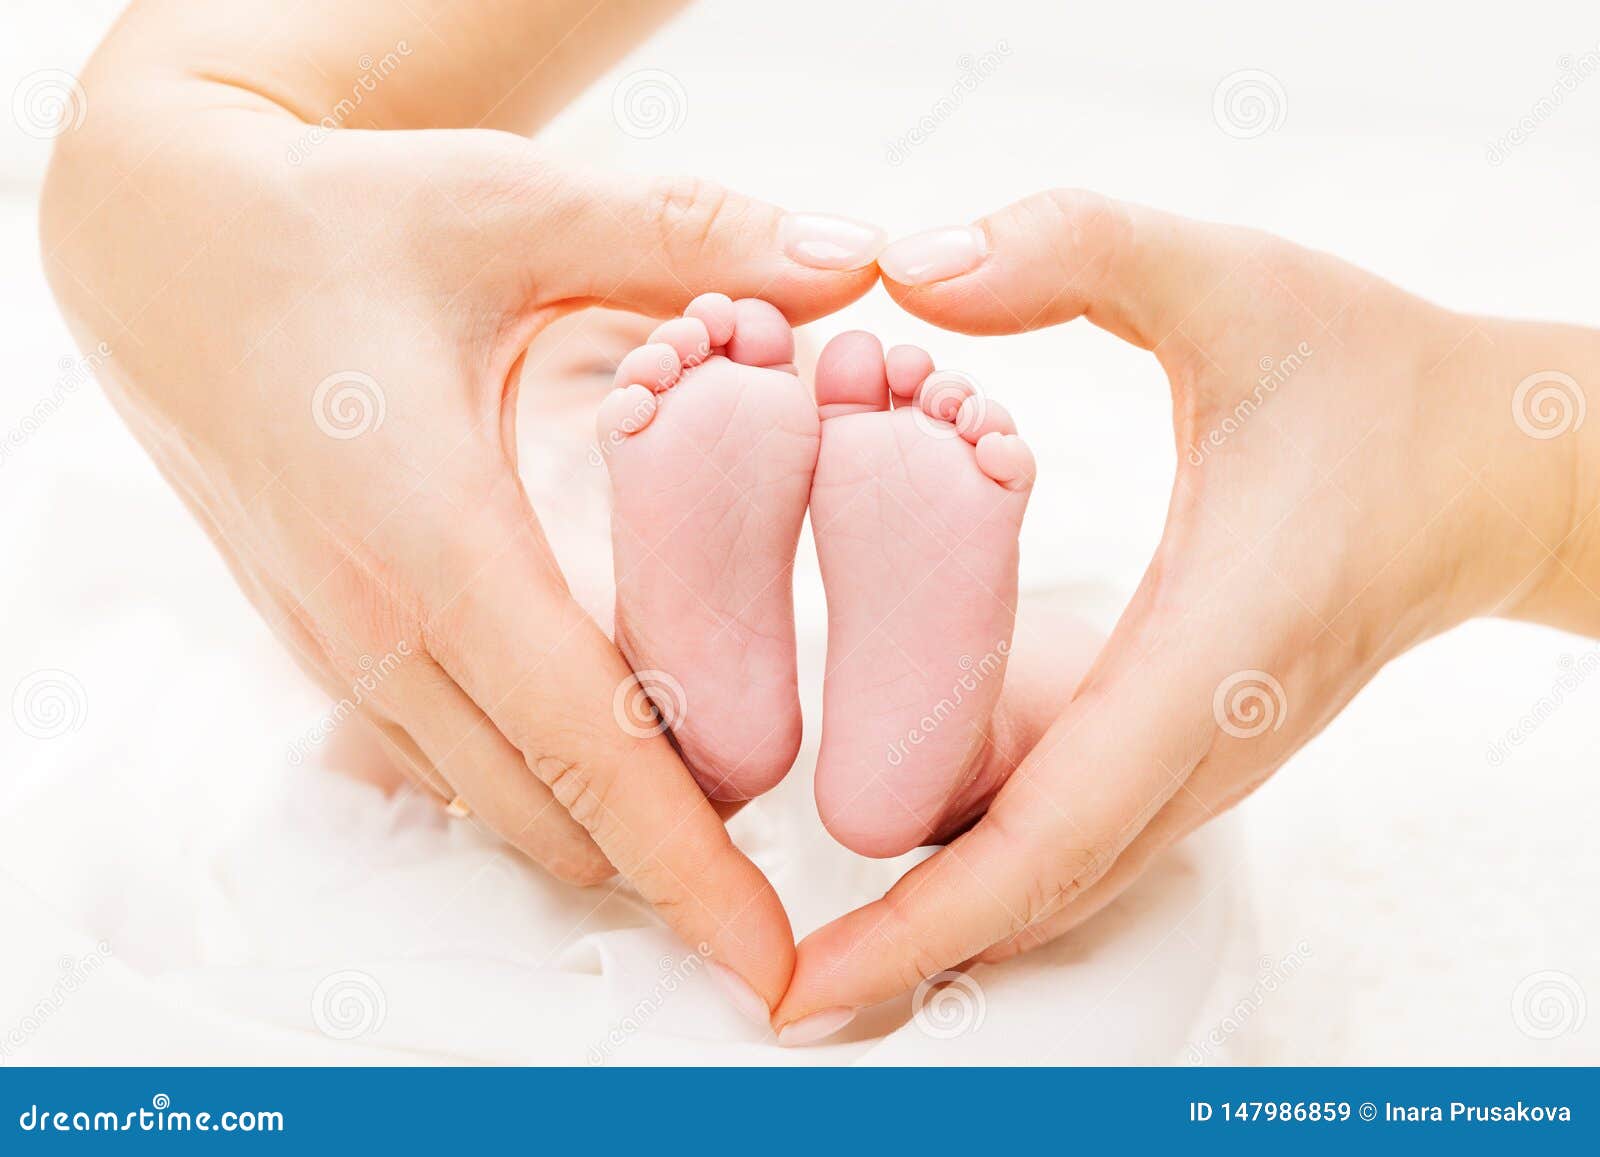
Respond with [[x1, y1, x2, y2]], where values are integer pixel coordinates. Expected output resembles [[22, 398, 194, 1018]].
[[0, 355, 1239, 1062]]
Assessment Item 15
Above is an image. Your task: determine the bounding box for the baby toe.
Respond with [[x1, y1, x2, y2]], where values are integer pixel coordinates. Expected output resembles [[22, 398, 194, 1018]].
[[915, 369, 978, 425], [596, 383, 658, 444], [685, 292, 736, 347], [974, 431, 1035, 491], [613, 342, 682, 393], [955, 395, 1016, 443], [648, 316, 712, 368], [885, 344, 934, 401]]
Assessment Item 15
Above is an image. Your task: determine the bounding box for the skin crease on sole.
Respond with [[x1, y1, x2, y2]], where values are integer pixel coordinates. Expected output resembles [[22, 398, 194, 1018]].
[[806, 330, 1036, 857], [600, 300, 1037, 854], [600, 294, 818, 802]]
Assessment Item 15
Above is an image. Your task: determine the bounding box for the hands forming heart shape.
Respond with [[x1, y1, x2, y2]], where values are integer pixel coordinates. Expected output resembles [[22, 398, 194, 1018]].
[[44, 13, 1600, 1044]]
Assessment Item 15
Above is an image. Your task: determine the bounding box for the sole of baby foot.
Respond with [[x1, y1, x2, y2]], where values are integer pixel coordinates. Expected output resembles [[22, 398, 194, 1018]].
[[600, 295, 818, 801], [808, 331, 1034, 857]]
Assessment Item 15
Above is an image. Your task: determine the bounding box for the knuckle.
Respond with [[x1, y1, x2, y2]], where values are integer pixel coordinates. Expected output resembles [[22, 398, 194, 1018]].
[[634, 882, 686, 918], [1036, 187, 1120, 242], [484, 792, 616, 888], [529, 752, 612, 833], [882, 896, 951, 990], [986, 807, 1117, 933], [1032, 838, 1119, 919], [645, 175, 738, 256], [1030, 187, 1132, 290], [1015, 873, 1073, 932]]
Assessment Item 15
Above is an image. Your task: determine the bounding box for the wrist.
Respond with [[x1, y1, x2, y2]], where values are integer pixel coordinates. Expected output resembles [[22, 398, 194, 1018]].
[[1427, 312, 1600, 635], [80, 0, 684, 135]]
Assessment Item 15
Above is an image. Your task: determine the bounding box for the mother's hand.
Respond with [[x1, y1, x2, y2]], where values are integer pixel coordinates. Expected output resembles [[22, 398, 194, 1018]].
[[41, 39, 881, 1010], [776, 190, 1599, 1030]]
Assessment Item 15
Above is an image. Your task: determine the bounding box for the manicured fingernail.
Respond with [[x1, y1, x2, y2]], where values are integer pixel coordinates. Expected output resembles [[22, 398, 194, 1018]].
[[878, 225, 989, 285], [780, 213, 887, 271], [776, 1006, 855, 1047], [708, 963, 770, 1025]]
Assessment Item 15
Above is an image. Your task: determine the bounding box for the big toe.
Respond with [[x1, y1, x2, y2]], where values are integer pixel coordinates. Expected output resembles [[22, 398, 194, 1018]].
[[814, 331, 891, 418]]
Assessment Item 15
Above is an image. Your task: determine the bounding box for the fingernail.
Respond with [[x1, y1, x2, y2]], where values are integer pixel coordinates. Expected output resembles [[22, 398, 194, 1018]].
[[780, 213, 887, 271], [776, 1006, 855, 1047], [708, 962, 770, 1025], [878, 225, 989, 286]]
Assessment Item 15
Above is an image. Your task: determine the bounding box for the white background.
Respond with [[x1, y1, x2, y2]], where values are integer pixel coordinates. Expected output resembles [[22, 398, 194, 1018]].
[[2, 0, 1596, 1063]]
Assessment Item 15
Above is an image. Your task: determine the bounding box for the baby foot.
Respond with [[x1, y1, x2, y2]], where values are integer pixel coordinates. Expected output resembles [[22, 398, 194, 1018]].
[[809, 332, 1035, 857], [600, 295, 818, 800]]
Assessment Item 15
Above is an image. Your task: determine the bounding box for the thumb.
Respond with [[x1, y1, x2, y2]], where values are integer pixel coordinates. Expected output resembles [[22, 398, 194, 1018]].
[[524, 164, 884, 323], [876, 189, 1247, 349], [413, 494, 798, 1011]]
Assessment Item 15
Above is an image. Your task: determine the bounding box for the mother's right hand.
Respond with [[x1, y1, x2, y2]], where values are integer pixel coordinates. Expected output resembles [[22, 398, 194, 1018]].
[[41, 66, 880, 1013], [776, 189, 1600, 1033]]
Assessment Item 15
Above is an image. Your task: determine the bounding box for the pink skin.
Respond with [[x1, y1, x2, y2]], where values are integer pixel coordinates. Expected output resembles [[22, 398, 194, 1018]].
[[809, 332, 1034, 856], [601, 295, 818, 801], [601, 301, 1035, 851]]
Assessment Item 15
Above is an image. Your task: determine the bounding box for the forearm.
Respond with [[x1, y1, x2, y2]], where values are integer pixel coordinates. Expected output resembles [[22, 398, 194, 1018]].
[[79, 0, 684, 132]]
